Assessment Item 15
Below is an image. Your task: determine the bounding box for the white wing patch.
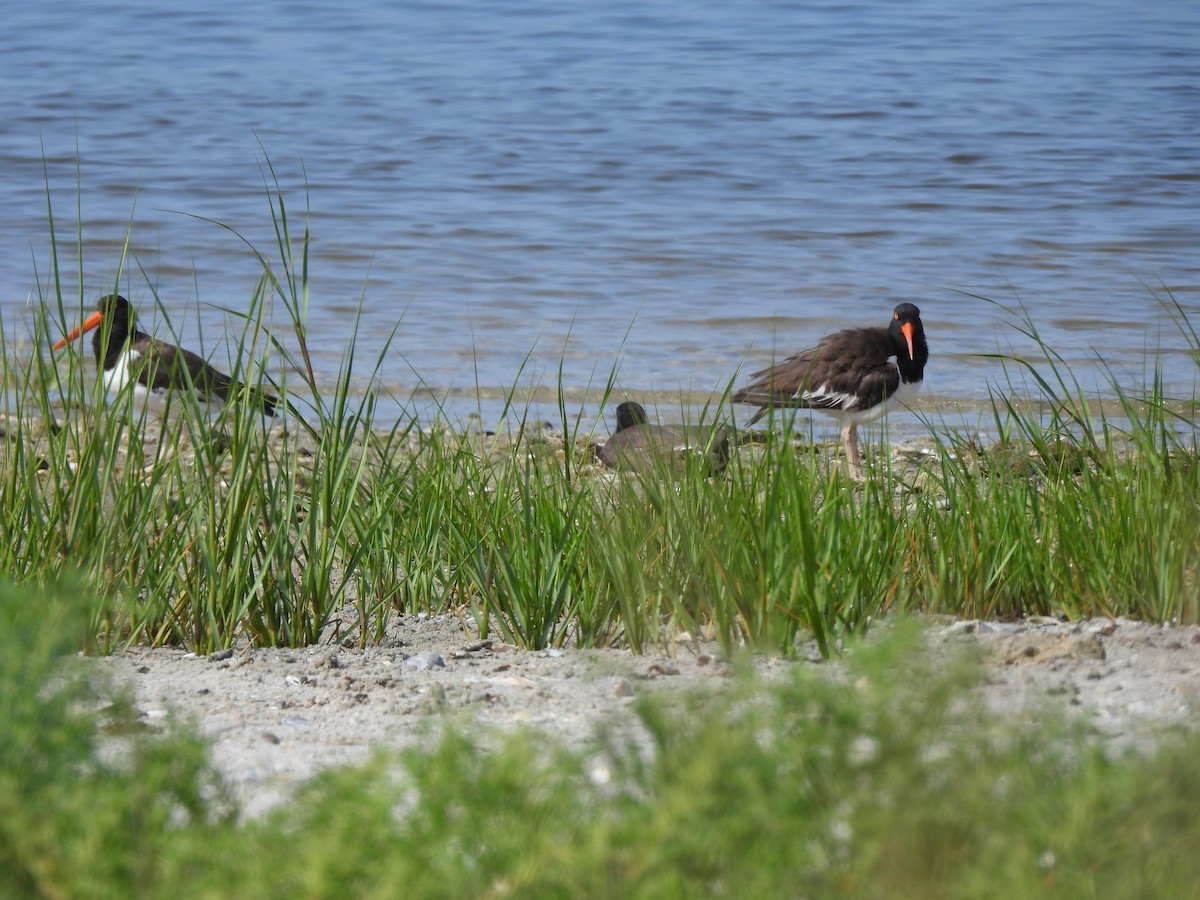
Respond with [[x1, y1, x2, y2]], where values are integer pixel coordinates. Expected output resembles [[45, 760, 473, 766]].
[[796, 383, 858, 410], [791, 372, 923, 426]]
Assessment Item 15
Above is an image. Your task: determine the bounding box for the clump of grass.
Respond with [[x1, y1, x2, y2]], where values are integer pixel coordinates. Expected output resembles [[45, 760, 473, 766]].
[[904, 294, 1200, 624], [586, 426, 903, 657], [465, 449, 601, 649], [4, 166, 425, 653]]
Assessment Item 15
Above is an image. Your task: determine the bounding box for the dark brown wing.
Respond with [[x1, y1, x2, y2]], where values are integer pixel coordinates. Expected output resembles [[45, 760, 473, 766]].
[[732, 326, 899, 423], [138, 339, 277, 415], [137, 339, 234, 398]]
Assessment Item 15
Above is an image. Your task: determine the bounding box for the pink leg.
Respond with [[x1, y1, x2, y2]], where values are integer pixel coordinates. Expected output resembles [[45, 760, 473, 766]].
[[842, 423, 864, 480]]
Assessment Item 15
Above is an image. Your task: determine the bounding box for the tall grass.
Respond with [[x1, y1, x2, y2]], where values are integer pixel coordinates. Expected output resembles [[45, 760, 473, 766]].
[[2, 172, 1198, 657], [907, 295, 1200, 624], [2, 168, 408, 653]]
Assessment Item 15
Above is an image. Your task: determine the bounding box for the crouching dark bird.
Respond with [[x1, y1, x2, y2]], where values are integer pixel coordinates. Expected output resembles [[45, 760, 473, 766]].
[[597, 401, 730, 475]]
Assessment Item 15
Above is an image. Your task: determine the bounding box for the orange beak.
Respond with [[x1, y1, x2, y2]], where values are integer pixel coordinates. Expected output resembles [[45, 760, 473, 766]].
[[900, 321, 916, 360], [52, 310, 105, 351]]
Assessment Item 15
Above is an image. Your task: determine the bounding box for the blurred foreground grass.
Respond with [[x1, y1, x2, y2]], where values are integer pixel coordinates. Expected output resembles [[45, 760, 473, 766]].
[[3, 580, 1198, 898]]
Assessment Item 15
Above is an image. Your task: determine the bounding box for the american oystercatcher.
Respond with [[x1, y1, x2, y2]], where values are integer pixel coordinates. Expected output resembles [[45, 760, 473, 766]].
[[52, 294, 277, 417], [731, 303, 928, 478], [597, 400, 730, 475]]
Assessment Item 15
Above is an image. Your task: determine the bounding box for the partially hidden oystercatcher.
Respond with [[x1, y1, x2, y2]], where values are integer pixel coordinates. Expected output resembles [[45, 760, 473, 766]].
[[597, 400, 730, 475], [53, 294, 278, 417], [731, 303, 928, 478]]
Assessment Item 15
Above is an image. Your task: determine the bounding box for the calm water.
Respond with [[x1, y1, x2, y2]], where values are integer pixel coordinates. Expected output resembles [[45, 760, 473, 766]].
[[1, 0, 1198, 430]]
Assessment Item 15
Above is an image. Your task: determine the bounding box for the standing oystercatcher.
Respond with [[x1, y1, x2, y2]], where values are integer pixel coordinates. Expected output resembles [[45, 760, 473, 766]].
[[53, 294, 277, 417], [731, 303, 928, 478]]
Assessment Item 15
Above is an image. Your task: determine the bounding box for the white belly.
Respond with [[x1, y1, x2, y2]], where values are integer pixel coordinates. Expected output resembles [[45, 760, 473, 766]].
[[830, 377, 922, 427]]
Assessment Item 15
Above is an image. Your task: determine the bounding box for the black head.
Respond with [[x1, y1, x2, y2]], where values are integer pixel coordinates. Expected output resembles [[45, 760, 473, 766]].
[[52, 293, 136, 363], [614, 401, 649, 432], [95, 293, 132, 318], [889, 303, 928, 367], [90, 295, 137, 365]]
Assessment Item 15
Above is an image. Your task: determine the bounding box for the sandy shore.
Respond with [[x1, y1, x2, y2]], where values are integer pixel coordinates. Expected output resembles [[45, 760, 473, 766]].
[[92, 613, 1200, 820]]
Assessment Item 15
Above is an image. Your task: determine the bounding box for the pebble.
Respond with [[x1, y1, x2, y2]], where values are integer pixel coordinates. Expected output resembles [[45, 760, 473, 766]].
[[942, 620, 994, 637], [316, 650, 342, 669], [1027, 615, 1062, 626], [405, 652, 445, 671]]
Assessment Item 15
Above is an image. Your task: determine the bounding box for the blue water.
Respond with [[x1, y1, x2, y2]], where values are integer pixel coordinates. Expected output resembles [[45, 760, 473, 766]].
[[1, 0, 1197, 429]]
